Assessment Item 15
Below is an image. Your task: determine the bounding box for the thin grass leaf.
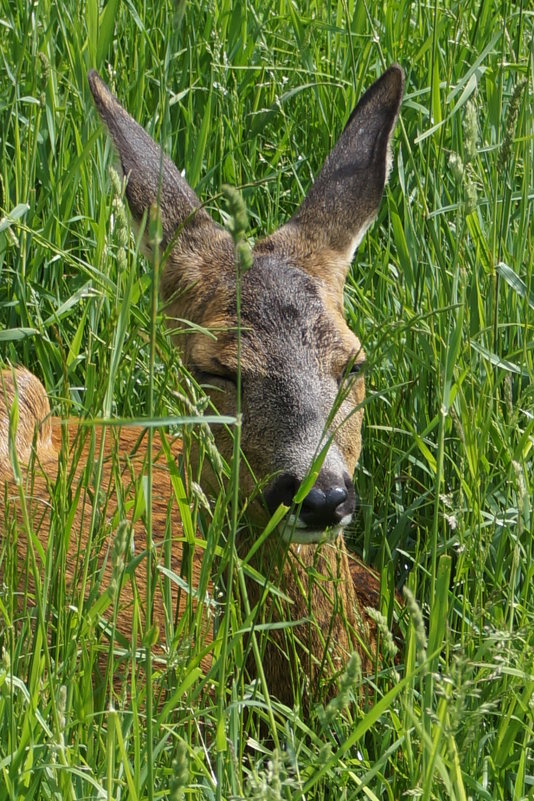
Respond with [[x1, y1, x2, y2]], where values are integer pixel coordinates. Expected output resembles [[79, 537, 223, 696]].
[[0, 203, 29, 232], [96, 0, 120, 66], [470, 340, 523, 374], [497, 261, 534, 310], [0, 327, 38, 341]]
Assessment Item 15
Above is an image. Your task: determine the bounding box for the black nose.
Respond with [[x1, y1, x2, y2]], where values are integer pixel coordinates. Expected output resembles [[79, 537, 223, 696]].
[[300, 485, 348, 528], [264, 472, 355, 530]]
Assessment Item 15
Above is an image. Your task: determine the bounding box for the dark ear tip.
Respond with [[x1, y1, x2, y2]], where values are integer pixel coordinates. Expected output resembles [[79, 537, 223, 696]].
[[378, 64, 405, 107], [87, 69, 101, 94], [87, 69, 114, 110], [344, 63, 405, 133], [386, 63, 405, 94], [387, 63, 405, 80]]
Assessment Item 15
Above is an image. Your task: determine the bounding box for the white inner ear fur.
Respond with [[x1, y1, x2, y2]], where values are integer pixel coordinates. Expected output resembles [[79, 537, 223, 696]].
[[345, 213, 376, 264], [385, 140, 394, 183]]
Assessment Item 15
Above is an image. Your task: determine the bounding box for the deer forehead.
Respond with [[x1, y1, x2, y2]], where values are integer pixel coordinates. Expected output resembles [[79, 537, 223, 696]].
[[188, 256, 362, 376]]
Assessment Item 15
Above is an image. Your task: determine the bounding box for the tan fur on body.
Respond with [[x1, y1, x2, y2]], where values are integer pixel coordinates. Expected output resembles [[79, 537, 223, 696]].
[[0, 369, 210, 677], [0, 368, 384, 701], [0, 66, 404, 705]]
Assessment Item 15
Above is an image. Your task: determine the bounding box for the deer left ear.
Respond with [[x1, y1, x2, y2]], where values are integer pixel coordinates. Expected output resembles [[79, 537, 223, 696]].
[[256, 65, 404, 295], [88, 70, 236, 319]]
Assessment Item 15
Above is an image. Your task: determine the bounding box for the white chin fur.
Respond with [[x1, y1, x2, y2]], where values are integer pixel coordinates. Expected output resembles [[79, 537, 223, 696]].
[[279, 513, 352, 545]]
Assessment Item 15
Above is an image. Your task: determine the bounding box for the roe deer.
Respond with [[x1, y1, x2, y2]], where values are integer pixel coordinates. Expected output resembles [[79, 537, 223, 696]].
[[0, 65, 404, 706]]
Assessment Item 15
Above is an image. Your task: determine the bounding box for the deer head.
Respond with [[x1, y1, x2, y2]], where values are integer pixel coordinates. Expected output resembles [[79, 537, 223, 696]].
[[88, 66, 404, 544]]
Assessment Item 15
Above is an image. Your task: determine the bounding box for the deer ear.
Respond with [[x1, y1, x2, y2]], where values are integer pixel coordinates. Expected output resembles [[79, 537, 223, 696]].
[[88, 71, 234, 301], [256, 65, 404, 294]]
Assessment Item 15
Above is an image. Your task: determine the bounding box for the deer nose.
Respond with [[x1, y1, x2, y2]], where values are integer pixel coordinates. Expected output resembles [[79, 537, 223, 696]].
[[300, 485, 349, 529], [265, 472, 355, 530]]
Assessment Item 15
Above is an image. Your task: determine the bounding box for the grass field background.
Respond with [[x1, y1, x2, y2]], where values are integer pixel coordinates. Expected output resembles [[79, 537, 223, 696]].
[[1, 1, 533, 799]]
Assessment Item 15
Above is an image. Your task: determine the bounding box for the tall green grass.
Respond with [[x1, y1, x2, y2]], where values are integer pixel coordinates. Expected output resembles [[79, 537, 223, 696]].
[[1, 0, 533, 798]]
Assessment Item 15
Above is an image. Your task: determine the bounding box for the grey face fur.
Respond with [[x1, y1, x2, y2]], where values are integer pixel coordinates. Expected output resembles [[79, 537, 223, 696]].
[[88, 66, 404, 542], [191, 256, 365, 524]]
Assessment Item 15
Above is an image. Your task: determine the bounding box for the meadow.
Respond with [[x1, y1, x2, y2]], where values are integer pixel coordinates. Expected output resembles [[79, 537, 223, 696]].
[[0, 0, 533, 798]]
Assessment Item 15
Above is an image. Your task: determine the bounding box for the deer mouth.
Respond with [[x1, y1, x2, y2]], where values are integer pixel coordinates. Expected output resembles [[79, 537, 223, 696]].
[[279, 511, 353, 545]]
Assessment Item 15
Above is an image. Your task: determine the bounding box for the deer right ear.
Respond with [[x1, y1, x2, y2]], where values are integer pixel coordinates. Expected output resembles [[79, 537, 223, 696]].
[[256, 65, 404, 297], [88, 71, 234, 302]]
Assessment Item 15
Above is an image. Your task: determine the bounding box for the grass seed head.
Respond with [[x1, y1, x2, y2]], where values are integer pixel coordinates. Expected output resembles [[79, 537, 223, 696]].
[[498, 79, 527, 173], [169, 741, 189, 801], [403, 587, 428, 662], [463, 100, 478, 164], [365, 606, 399, 660]]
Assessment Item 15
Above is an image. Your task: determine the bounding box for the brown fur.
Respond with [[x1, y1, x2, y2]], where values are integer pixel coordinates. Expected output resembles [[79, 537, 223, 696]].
[[0, 66, 404, 704], [0, 368, 381, 700], [0, 369, 211, 676]]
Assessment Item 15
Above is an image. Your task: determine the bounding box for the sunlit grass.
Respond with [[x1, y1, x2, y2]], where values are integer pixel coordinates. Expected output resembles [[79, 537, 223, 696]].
[[0, 1, 533, 799]]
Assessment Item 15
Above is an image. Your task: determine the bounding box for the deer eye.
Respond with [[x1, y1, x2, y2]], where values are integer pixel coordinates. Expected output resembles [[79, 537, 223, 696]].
[[196, 370, 237, 389], [349, 360, 366, 376], [339, 358, 366, 386]]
